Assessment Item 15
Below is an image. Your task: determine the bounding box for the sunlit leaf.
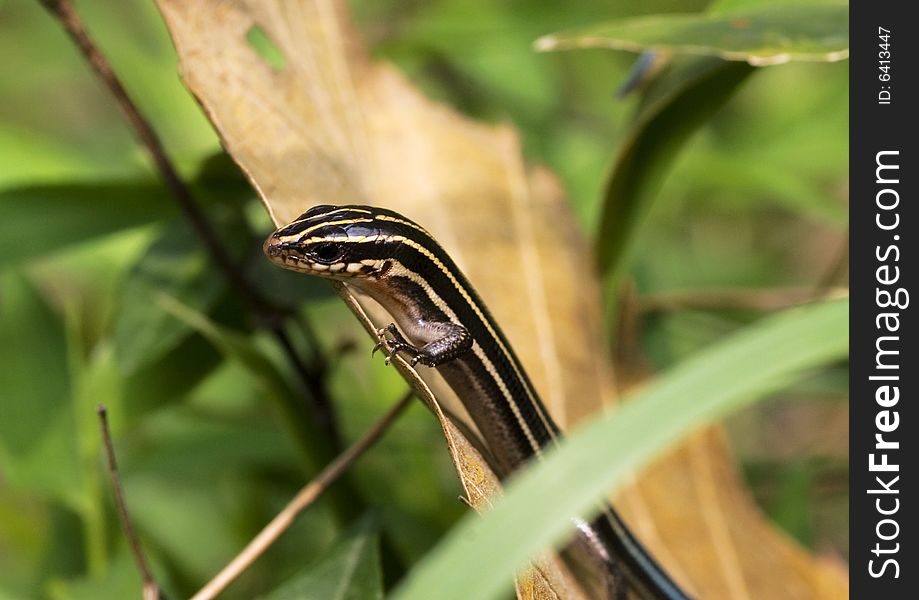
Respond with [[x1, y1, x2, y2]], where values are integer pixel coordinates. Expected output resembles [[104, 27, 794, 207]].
[[0, 182, 173, 268], [0, 0, 219, 183], [0, 126, 125, 189], [535, 3, 848, 66]]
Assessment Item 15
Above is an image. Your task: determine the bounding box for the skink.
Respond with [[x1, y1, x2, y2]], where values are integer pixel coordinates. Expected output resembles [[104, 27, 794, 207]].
[[265, 204, 691, 600]]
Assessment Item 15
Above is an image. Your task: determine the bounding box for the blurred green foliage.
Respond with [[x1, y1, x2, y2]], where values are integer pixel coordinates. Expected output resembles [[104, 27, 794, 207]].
[[0, 0, 846, 598]]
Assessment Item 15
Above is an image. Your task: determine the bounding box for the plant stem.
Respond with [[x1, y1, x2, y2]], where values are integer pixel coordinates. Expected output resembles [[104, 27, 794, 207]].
[[191, 391, 414, 600], [36, 0, 342, 449], [98, 404, 163, 600]]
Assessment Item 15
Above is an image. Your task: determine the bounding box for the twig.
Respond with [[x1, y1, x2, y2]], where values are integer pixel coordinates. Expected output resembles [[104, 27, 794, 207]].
[[97, 404, 163, 600], [191, 390, 415, 600], [36, 0, 254, 308], [37, 0, 341, 448]]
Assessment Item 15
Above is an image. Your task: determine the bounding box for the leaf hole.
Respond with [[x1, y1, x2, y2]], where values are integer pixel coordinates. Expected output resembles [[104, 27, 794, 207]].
[[246, 25, 286, 71]]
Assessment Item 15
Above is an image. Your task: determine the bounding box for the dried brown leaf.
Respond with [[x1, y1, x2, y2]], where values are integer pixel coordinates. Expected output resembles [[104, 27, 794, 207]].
[[155, 1, 847, 597]]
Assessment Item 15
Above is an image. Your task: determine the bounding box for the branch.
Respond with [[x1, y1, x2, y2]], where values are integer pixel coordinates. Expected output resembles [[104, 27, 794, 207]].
[[97, 405, 163, 600], [37, 0, 341, 448], [191, 391, 415, 600]]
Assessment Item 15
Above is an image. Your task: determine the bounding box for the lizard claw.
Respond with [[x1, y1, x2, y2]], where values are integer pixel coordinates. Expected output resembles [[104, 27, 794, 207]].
[[373, 323, 425, 367], [374, 323, 399, 363]]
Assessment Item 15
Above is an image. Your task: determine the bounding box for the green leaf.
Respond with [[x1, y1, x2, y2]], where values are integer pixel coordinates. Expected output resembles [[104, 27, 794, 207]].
[[113, 214, 242, 374], [46, 552, 143, 600], [0, 1, 219, 184], [263, 517, 382, 600], [535, 3, 848, 66], [246, 255, 337, 311], [0, 271, 79, 497], [122, 476, 243, 584], [126, 412, 293, 480], [246, 25, 287, 71], [594, 57, 754, 279], [393, 298, 848, 600], [707, 0, 826, 15], [155, 294, 329, 472], [0, 471, 51, 593], [121, 332, 223, 415], [0, 182, 174, 268], [768, 462, 815, 546], [0, 585, 32, 600], [65, 335, 126, 577], [0, 126, 129, 189], [673, 146, 848, 227]]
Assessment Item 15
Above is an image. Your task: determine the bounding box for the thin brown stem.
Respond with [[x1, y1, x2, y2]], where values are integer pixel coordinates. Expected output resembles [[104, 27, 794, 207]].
[[191, 391, 415, 600], [97, 405, 163, 600], [37, 0, 341, 447], [36, 0, 255, 308]]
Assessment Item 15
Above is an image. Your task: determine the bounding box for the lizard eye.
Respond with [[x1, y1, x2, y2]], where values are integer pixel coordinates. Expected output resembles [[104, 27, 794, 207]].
[[311, 242, 344, 263]]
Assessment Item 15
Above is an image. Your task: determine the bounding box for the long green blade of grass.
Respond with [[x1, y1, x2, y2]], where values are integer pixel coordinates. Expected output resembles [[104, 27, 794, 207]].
[[393, 297, 847, 600]]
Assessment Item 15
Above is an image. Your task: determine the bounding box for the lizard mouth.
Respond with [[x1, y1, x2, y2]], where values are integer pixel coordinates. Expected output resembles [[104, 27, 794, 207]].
[[263, 238, 374, 278], [263, 239, 320, 272]]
